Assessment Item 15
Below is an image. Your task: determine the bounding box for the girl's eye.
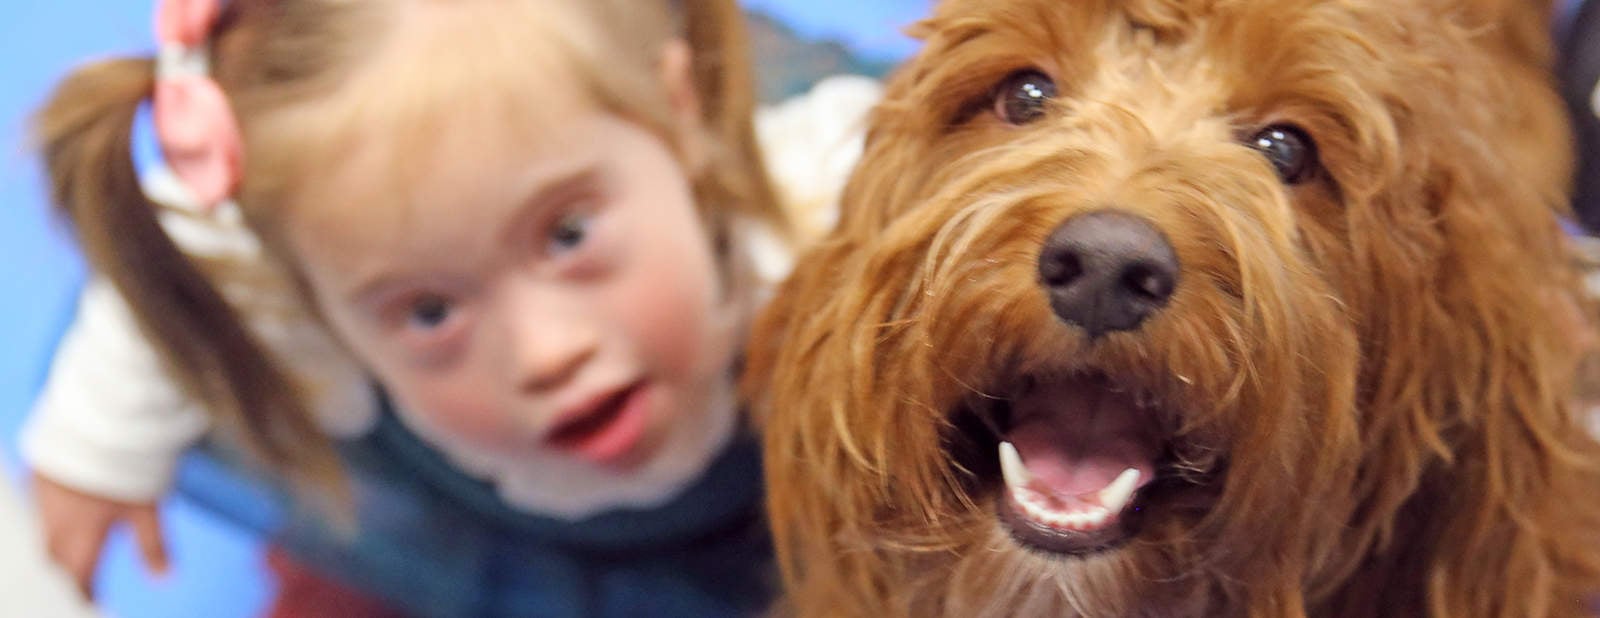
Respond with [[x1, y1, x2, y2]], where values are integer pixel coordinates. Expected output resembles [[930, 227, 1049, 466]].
[[407, 294, 454, 331], [389, 290, 472, 361], [993, 69, 1059, 125], [548, 212, 591, 254]]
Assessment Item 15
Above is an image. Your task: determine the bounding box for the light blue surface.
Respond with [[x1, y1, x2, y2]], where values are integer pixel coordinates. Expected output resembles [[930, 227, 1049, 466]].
[[743, 0, 926, 60], [0, 2, 922, 616]]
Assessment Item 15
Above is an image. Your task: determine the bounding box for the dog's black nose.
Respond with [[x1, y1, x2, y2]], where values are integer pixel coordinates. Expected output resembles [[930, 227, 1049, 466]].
[[1038, 211, 1178, 338]]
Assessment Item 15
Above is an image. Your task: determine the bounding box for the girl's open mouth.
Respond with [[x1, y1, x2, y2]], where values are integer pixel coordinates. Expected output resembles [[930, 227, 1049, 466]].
[[545, 382, 652, 468]]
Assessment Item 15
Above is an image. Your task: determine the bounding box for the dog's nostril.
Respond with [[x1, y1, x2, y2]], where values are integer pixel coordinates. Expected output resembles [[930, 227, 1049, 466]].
[[1038, 211, 1179, 337], [1039, 251, 1084, 288], [1122, 262, 1175, 301]]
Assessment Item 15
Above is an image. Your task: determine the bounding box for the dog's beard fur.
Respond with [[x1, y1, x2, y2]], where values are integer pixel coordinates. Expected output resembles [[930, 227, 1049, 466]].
[[745, 1, 1600, 616]]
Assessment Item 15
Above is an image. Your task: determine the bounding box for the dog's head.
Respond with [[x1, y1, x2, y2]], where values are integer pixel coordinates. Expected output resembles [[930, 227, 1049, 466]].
[[747, 0, 1600, 616]]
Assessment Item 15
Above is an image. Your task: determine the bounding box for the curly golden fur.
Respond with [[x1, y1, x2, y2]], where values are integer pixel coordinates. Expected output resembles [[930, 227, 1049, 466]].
[[745, 1, 1600, 616]]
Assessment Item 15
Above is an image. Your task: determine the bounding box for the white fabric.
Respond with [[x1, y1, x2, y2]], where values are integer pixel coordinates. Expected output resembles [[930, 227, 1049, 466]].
[[755, 74, 882, 242], [21, 75, 880, 515], [21, 279, 211, 503]]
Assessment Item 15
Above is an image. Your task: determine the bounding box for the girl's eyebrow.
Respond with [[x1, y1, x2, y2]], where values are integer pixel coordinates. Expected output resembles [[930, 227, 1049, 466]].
[[342, 166, 603, 307], [499, 165, 603, 247], [345, 273, 443, 311]]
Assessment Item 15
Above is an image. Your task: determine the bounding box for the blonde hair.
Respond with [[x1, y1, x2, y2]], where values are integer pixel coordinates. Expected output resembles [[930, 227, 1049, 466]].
[[33, 0, 781, 494]]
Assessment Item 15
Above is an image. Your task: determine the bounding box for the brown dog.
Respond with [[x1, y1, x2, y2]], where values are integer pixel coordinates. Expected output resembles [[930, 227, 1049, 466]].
[[745, 1, 1600, 616]]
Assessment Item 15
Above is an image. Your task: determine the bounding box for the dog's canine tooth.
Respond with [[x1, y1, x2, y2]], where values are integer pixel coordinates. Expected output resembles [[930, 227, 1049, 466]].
[[1098, 468, 1142, 513], [999, 441, 1033, 490]]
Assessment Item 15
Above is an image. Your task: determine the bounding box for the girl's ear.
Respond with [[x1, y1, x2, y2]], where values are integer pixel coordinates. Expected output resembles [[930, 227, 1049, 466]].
[[659, 38, 710, 175]]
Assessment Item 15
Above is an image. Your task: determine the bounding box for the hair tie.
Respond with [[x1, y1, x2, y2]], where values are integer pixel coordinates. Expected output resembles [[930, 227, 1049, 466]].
[[152, 0, 242, 212]]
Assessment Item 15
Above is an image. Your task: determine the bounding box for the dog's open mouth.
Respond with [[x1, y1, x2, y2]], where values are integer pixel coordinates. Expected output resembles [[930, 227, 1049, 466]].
[[962, 373, 1169, 555]]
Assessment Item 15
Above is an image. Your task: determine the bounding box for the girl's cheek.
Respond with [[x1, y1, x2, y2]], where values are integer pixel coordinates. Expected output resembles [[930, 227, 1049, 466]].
[[390, 369, 524, 450], [632, 277, 724, 379], [431, 408, 517, 448]]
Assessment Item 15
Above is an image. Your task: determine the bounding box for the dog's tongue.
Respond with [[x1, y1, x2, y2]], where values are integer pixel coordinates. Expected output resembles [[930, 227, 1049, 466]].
[[1004, 377, 1159, 501]]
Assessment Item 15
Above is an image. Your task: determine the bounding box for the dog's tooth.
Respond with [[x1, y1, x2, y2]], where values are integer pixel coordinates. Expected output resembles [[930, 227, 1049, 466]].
[[999, 441, 1033, 491], [1018, 495, 1049, 522], [1098, 468, 1142, 513], [1019, 495, 1044, 518], [1085, 508, 1110, 528]]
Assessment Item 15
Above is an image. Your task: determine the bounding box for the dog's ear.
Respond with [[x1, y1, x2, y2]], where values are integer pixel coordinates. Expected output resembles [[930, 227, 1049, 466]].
[[1450, 0, 1559, 69], [1412, 0, 1570, 223]]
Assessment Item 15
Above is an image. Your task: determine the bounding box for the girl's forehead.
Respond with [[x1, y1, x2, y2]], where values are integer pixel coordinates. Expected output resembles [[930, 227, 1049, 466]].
[[294, 86, 595, 230], [359, 3, 596, 124], [243, 0, 681, 233], [263, 6, 634, 198]]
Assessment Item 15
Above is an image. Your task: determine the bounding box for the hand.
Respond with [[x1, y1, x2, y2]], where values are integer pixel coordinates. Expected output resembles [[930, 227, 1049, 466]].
[[31, 472, 169, 600]]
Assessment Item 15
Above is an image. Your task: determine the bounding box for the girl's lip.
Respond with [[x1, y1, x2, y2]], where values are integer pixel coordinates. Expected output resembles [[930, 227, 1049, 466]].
[[543, 381, 652, 467]]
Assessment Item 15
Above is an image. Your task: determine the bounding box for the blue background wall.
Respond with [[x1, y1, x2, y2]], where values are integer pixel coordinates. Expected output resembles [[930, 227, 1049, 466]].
[[0, 2, 922, 616]]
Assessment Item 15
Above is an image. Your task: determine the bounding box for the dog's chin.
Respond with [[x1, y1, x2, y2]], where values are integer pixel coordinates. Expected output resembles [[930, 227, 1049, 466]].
[[953, 372, 1177, 557]]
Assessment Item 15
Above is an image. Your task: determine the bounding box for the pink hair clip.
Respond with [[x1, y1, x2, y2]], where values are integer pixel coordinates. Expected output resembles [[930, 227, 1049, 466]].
[[152, 0, 242, 211]]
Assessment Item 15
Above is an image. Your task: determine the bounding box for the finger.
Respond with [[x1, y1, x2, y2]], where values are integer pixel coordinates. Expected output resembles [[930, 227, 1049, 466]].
[[42, 533, 85, 596], [130, 507, 170, 575], [58, 523, 109, 600]]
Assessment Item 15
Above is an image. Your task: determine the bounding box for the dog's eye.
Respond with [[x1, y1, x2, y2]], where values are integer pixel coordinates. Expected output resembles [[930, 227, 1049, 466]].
[[1248, 125, 1318, 184], [993, 70, 1058, 125]]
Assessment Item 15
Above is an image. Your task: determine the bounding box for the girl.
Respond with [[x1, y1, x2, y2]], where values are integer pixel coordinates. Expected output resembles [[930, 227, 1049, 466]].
[[23, 0, 875, 614]]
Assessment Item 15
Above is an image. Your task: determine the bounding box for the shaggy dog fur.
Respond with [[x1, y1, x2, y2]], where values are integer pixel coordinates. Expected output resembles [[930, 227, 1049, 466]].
[[745, 1, 1600, 616]]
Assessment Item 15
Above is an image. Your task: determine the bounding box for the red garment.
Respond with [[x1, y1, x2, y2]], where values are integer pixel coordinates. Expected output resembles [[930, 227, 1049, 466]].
[[262, 548, 407, 618]]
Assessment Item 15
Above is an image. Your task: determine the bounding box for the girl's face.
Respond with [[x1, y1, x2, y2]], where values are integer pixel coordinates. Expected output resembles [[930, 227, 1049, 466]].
[[283, 59, 738, 479]]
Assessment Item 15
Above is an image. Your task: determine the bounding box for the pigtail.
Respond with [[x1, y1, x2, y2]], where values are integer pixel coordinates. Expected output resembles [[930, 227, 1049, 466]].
[[33, 57, 344, 502], [678, 0, 789, 242]]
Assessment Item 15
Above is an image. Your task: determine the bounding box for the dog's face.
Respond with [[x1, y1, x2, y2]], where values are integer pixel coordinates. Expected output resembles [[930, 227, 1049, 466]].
[[748, 0, 1600, 616]]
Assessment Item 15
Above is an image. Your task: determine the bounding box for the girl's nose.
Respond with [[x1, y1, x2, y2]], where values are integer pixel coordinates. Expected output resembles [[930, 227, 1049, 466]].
[[518, 329, 597, 392], [507, 298, 600, 393]]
